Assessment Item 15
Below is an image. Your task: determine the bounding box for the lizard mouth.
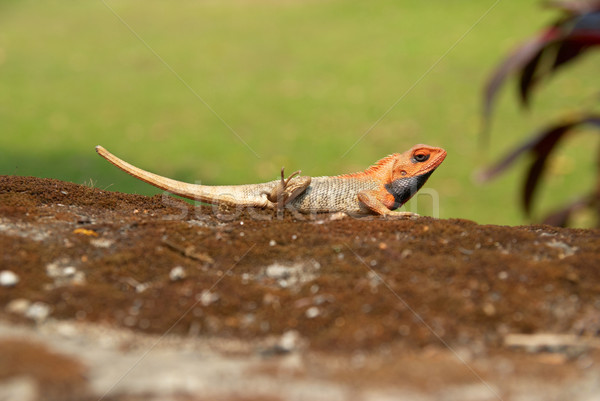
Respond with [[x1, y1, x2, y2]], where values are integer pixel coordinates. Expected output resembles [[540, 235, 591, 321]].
[[384, 170, 436, 209], [413, 150, 447, 176]]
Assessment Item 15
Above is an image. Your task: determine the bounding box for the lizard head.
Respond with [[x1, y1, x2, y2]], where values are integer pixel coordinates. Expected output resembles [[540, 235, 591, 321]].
[[390, 144, 447, 180], [384, 144, 447, 209]]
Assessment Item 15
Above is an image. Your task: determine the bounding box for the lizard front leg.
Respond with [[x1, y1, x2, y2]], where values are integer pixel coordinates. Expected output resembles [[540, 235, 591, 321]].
[[264, 167, 311, 212], [357, 190, 417, 218]]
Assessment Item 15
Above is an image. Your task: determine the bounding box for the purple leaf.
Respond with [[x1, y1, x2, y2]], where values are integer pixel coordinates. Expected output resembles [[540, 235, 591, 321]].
[[522, 125, 568, 214], [518, 46, 546, 108], [482, 31, 559, 127], [524, 117, 600, 216], [483, 6, 600, 128], [478, 116, 600, 202]]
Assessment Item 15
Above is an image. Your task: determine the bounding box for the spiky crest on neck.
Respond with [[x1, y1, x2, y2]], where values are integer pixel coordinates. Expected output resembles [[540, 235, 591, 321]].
[[336, 153, 398, 179]]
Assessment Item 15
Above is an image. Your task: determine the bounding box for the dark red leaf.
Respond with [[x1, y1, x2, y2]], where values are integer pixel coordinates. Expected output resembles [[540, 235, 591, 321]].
[[551, 12, 600, 71], [483, 7, 600, 129], [478, 116, 600, 215], [552, 40, 589, 71], [522, 126, 568, 214], [518, 46, 546, 107], [567, 30, 600, 42], [524, 117, 600, 214], [476, 137, 538, 182], [482, 31, 558, 128], [477, 118, 574, 182]]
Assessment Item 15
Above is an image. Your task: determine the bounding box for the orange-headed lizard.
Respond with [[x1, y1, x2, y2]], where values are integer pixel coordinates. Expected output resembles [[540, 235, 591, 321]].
[[95, 144, 446, 217]]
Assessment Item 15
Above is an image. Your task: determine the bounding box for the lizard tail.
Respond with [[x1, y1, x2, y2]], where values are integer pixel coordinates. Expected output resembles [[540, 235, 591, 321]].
[[95, 145, 269, 207]]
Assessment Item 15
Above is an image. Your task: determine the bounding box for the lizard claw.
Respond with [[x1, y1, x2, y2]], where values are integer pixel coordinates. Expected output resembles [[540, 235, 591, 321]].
[[383, 211, 419, 219], [281, 167, 301, 186], [265, 167, 311, 216]]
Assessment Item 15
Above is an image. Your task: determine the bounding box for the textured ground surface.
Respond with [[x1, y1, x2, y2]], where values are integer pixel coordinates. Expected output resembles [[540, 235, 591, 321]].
[[1, 175, 600, 401]]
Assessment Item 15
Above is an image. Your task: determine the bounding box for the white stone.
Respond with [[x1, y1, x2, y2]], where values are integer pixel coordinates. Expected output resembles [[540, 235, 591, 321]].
[[45, 262, 62, 277], [265, 264, 290, 279], [90, 238, 114, 248], [197, 290, 219, 306], [279, 330, 301, 352], [5, 298, 30, 314], [0, 270, 19, 286], [25, 302, 51, 322], [45, 263, 85, 286], [63, 266, 77, 276], [169, 266, 186, 281], [305, 306, 320, 319]]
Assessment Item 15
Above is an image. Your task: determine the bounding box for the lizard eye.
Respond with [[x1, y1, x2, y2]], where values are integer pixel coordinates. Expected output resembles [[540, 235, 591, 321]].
[[413, 153, 430, 163]]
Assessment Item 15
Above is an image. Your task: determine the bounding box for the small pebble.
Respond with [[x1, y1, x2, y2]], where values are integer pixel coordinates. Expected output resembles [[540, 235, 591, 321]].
[[0, 270, 19, 287], [278, 330, 301, 352], [305, 306, 320, 318], [197, 290, 219, 306], [269, 240, 276, 246], [135, 283, 150, 293], [169, 266, 186, 281], [6, 298, 30, 314], [265, 264, 291, 279], [63, 266, 77, 276], [25, 302, 51, 322], [46, 263, 85, 286], [90, 238, 114, 248]]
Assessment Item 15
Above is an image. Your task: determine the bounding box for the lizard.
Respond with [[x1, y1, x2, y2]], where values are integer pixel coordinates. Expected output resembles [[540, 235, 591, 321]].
[[95, 144, 446, 217]]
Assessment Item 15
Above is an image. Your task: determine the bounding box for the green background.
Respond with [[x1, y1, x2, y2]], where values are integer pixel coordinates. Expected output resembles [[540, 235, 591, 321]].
[[1, 0, 598, 225]]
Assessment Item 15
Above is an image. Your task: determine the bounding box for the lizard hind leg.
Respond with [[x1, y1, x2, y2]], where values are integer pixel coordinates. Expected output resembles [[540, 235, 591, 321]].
[[264, 167, 311, 211]]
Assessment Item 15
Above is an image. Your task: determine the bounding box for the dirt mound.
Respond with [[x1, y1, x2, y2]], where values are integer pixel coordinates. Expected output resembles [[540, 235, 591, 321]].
[[1, 175, 599, 401]]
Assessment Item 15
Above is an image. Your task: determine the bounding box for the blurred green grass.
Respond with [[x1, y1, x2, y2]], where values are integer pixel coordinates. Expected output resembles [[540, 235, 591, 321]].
[[1, 0, 598, 225]]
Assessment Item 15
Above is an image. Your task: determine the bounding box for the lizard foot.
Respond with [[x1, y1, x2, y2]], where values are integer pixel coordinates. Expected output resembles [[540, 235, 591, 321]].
[[264, 167, 311, 214], [382, 211, 420, 219]]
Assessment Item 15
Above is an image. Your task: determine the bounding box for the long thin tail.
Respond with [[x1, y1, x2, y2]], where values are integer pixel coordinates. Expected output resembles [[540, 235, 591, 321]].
[[95, 145, 269, 207]]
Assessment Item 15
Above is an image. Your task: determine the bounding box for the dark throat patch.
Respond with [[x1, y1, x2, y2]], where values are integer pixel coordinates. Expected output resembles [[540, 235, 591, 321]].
[[384, 170, 435, 209]]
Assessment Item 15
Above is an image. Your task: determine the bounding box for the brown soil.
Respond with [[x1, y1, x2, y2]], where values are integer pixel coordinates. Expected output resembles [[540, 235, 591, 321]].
[[1, 175, 600, 401]]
